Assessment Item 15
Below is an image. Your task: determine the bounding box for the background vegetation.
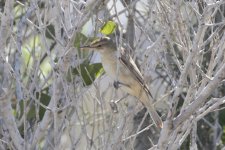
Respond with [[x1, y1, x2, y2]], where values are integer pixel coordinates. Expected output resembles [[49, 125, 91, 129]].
[[0, 0, 225, 149]]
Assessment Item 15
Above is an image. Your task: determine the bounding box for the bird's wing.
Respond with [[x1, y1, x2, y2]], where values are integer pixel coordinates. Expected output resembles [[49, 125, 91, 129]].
[[119, 48, 153, 98]]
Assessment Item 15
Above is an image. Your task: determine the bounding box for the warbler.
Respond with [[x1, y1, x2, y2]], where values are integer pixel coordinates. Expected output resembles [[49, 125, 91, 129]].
[[81, 37, 163, 128]]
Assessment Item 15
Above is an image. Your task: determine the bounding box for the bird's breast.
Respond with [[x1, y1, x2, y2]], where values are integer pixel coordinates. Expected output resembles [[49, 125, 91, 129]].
[[100, 53, 151, 103], [101, 55, 131, 81], [101, 55, 118, 80], [101, 54, 140, 94]]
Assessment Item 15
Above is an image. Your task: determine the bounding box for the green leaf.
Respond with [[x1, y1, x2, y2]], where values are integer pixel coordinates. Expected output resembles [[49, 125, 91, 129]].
[[74, 32, 91, 58], [222, 125, 225, 144], [45, 24, 55, 40], [74, 32, 88, 48], [18, 90, 51, 121], [73, 62, 104, 85], [100, 21, 117, 35]]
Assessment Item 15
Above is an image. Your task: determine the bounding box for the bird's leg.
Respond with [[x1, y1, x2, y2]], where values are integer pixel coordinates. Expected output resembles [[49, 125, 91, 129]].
[[113, 81, 121, 89], [111, 81, 130, 113], [110, 94, 129, 113], [113, 81, 130, 89], [115, 94, 129, 103]]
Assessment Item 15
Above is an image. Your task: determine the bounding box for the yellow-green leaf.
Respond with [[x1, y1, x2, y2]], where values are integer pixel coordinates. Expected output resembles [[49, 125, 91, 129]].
[[100, 21, 117, 35], [72, 63, 104, 86]]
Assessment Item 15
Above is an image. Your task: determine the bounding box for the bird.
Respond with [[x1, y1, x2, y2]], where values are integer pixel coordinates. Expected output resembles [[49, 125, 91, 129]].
[[80, 37, 163, 128]]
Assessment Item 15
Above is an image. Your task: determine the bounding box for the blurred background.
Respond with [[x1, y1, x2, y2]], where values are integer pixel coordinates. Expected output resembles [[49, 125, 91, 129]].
[[0, 0, 225, 150]]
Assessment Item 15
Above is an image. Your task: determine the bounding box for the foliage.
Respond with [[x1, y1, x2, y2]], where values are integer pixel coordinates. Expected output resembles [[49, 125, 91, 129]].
[[100, 21, 117, 35], [0, 0, 225, 150]]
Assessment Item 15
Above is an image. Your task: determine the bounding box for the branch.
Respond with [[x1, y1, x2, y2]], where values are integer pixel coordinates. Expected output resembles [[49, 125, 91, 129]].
[[174, 62, 225, 127]]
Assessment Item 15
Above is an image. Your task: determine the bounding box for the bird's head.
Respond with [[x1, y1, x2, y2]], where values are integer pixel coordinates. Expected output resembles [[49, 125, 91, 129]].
[[80, 37, 116, 53]]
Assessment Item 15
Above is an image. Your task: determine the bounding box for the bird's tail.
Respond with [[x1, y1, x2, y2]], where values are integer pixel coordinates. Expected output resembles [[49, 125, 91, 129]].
[[138, 88, 163, 128], [148, 108, 163, 128]]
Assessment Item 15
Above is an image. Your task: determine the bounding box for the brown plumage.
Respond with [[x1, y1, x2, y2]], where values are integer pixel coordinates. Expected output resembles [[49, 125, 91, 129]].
[[81, 37, 163, 128]]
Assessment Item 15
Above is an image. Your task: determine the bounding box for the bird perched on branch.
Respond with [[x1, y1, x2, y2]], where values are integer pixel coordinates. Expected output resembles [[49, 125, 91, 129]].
[[80, 37, 163, 128]]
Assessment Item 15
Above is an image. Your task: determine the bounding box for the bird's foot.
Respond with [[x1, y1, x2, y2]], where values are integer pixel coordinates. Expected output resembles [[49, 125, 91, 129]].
[[109, 94, 129, 113], [113, 81, 121, 89], [113, 81, 130, 89], [110, 101, 118, 113]]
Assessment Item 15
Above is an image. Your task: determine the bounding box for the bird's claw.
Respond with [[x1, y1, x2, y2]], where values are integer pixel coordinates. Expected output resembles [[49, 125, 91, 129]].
[[113, 81, 121, 89], [110, 101, 118, 113], [113, 81, 130, 89]]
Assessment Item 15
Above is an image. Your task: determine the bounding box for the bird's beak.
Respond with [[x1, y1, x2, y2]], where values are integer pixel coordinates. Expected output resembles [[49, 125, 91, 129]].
[[80, 45, 92, 50]]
